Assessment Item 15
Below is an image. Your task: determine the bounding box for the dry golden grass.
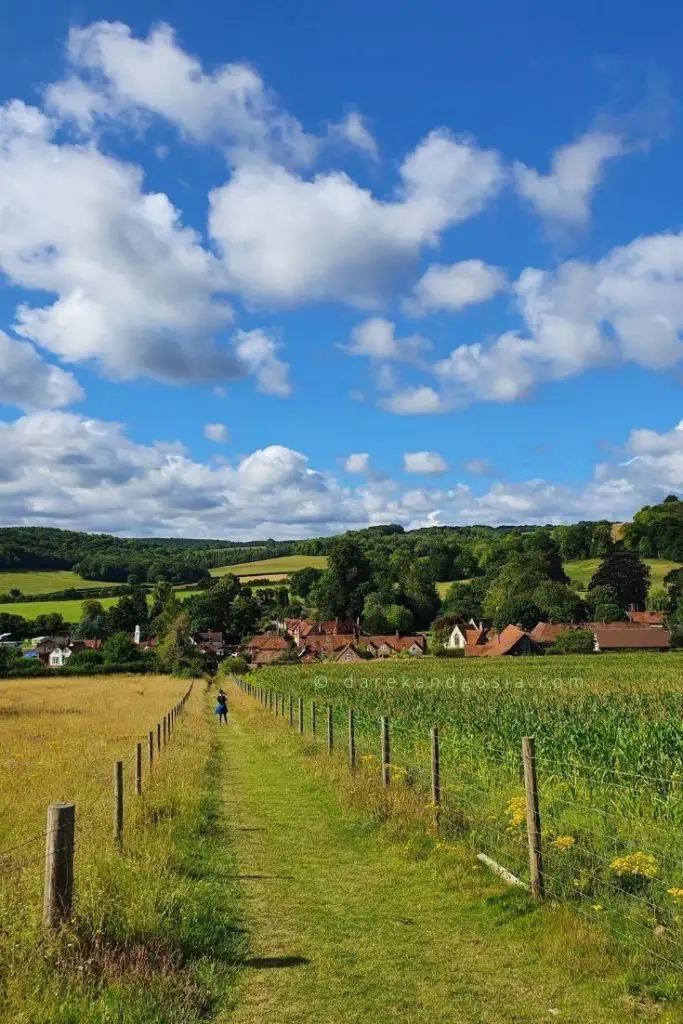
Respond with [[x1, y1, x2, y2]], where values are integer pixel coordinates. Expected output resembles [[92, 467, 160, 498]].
[[0, 674, 187, 854], [0, 675, 245, 1022]]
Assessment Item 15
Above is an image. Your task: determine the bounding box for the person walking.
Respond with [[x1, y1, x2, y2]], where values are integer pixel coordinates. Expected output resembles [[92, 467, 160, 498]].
[[215, 689, 228, 726]]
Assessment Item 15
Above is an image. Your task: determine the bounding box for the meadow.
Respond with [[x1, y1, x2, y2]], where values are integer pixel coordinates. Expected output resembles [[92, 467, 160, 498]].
[[0, 589, 197, 624], [0, 570, 123, 596], [0, 674, 243, 1022], [564, 557, 682, 591], [211, 554, 328, 577], [253, 654, 683, 975]]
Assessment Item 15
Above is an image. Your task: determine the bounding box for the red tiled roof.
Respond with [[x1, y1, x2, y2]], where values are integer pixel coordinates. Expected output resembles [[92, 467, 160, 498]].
[[464, 627, 485, 646], [245, 632, 289, 650], [626, 611, 666, 626], [529, 621, 575, 644], [364, 634, 426, 652]]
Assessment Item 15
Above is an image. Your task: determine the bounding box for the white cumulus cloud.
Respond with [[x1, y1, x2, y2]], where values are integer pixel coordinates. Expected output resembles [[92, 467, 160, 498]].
[[49, 21, 317, 165], [404, 259, 506, 316], [0, 411, 679, 536], [204, 423, 229, 443], [0, 332, 84, 411], [209, 130, 504, 307], [403, 451, 448, 473], [514, 131, 624, 225], [344, 453, 371, 474]]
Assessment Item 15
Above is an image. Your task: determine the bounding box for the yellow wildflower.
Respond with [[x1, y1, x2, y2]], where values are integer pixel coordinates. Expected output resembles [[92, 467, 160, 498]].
[[668, 887, 683, 900], [505, 796, 527, 830], [609, 852, 659, 879], [552, 835, 576, 852], [592, 904, 606, 912]]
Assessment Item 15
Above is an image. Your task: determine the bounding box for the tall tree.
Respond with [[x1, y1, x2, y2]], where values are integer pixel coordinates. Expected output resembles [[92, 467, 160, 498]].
[[588, 549, 650, 610], [310, 537, 372, 618]]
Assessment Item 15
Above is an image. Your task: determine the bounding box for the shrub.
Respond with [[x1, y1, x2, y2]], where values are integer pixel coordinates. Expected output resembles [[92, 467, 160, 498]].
[[549, 629, 595, 655], [434, 647, 465, 658]]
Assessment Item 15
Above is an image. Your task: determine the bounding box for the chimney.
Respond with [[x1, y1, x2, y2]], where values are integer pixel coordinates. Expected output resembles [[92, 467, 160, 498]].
[[134, 624, 141, 645]]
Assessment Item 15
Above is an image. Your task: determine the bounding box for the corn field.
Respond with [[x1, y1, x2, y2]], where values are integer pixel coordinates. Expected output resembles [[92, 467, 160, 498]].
[[253, 653, 683, 977]]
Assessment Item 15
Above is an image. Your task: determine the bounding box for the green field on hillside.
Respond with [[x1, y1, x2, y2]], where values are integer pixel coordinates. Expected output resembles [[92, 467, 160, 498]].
[[0, 589, 197, 623], [0, 570, 123, 596], [565, 557, 682, 591], [211, 554, 328, 577]]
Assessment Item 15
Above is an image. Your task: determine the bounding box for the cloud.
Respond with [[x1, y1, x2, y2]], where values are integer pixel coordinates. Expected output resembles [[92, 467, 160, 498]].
[[403, 451, 448, 473], [234, 329, 291, 397], [209, 130, 503, 307], [514, 131, 623, 225], [462, 458, 496, 475], [379, 386, 452, 415], [433, 229, 683, 403], [49, 21, 316, 165], [344, 453, 371, 473], [0, 411, 680, 536], [0, 99, 246, 386], [330, 112, 378, 159], [343, 317, 430, 361], [404, 259, 506, 315], [0, 332, 84, 411], [204, 422, 229, 443]]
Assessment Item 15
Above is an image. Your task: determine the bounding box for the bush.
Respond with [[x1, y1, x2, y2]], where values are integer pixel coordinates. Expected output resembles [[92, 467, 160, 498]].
[[434, 647, 465, 658], [548, 628, 595, 655], [67, 648, 104, 670]]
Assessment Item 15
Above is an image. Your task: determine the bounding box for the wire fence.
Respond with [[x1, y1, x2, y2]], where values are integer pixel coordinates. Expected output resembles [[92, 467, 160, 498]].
[[241, 679, 683, 970], [0, 684, 194, 926]]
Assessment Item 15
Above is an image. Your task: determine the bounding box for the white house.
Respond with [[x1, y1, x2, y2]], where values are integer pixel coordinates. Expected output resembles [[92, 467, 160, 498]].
[[48, 647, 72, 668]]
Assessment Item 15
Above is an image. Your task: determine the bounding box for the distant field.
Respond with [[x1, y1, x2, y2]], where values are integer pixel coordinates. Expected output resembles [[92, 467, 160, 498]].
[[0, 570, 122, 596], [565, 557, 682, 591], [0, 588, 199, 623], [211, 555, 328, 578]]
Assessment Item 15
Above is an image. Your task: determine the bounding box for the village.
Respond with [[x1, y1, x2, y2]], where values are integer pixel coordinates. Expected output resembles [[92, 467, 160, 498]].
[[11, 610, 670, 671]]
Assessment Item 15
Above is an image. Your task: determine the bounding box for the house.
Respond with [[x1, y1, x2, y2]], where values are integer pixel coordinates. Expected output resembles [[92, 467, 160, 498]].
[[444, 619, 489, 650], [364, 634, 426, 657], [626, 610, 666, 626], [334, 643, 368, 663], [282, 617, 360, 648], [529, 621, 578, 646], [593, 626, 671, 652], [465, 624, 542, 657], [191, 631, 227, 658], [36, 637, 71, 665], [244, 632, 293, 666], [48, 646, 72, 668]]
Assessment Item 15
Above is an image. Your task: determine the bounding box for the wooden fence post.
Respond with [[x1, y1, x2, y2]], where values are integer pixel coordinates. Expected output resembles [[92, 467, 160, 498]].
[[298, 697, 304, 734], [430, 726, 441, 823], [135, 742, 142, 796], [522, 736, 544, 899], [381, 716, 391, 787], [114, 760, 124, 852], [157, 722, 161, 754], [43, 803, 75, 929], [348, 708, 356, 769], [289, 694, 294, 727], [162, 716, 167, 746], [311, 701, 317, 737], [275, 691, 279, 718], [148, 730, 154, 770], [327, 705, 334, 753]]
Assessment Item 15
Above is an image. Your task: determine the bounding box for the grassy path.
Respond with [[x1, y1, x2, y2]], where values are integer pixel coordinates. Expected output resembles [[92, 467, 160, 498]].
[[218, 688, 673, 1024]]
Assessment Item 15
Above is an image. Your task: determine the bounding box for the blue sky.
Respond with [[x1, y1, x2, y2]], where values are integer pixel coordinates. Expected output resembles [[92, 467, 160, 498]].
[[0, 0, 681, 537]]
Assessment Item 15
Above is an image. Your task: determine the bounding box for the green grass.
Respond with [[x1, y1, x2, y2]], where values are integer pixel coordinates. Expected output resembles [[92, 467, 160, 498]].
[[0, 570, 123, 596], [565, 557, 682, 591], [0, 589, 199, 623], [211, 555, 328, 578], [220, 687, 673, 1022], [252, 654, 683, 978]]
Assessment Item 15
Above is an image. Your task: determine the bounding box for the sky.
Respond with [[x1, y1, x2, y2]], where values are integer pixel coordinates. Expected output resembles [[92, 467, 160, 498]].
[[0, 0, 682, 539]]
